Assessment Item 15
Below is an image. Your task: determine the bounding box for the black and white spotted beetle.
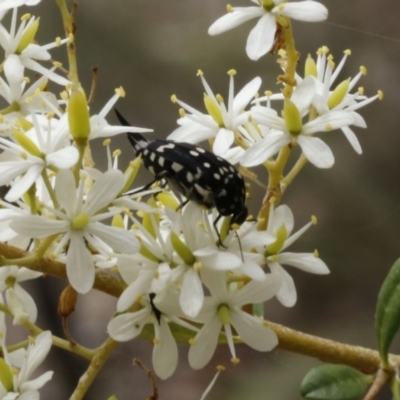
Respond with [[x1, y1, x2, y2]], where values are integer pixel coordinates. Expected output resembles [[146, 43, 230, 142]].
[[115, 110, 248, 243]]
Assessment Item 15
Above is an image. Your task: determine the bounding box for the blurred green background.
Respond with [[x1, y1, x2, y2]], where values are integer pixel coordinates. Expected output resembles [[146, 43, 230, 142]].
[[12, 0, 400, 399]]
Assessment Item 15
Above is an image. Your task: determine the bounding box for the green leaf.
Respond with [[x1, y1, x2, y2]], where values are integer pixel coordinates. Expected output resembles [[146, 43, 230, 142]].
[[375, 258, 400, 366], [300, 364, 372, 400]]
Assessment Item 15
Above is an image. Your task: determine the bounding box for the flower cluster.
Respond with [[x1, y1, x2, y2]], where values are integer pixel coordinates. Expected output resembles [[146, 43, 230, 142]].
[[169, 55, 382, 169], [0, 0, 382, 397]]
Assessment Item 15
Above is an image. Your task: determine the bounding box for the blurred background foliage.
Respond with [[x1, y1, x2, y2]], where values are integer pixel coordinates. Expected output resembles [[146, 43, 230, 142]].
[[7, 0, 400, 398]]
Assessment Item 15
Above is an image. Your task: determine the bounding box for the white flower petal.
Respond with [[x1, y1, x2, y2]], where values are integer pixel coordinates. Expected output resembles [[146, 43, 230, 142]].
[[199, 250, 242, 271], [246, 13, 277, 60], [19, 371, 53, 392], [233, 273, 281, 305], [240, 261, 266, 280], [278, 252, 330, 274], [13, 285, 37, 323], [168, 122, 215, 143], [117, 270, 154, 312], [341, 126, 362, 154], [188, 315, 221, 369], [86, 223, 139, 254], [233, 77, 262, 115], [45, 146, 79, 169], [107, 309, 149, 342], [304, 111, 355, 135], [83, 170, 124, 215], [213, 128, 234, 156], [297, 135, 334, 168], [18, 331, 52, 383], [230, 310, 278, 351], [278, 1, 328, 22], [66, 231, 95, 294], [5, 164, 42, 202], [240, 132, 290, 167], [55, 169, 76, 215], [180, 269, 204, 318], [152, 318, 178, 379], [10, 215, 67, 238], [268, 262, 297, 307], [208, 7, 263, 35]]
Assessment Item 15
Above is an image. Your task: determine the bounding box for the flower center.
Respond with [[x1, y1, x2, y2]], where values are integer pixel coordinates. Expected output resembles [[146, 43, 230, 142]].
[[71, 213, 90, 230], [218, 304, 231, 324]]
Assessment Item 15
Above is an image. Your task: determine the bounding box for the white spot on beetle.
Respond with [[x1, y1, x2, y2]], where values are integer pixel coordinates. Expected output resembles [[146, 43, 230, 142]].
[[172, 162, 183, 172], [190, 150, 199, 157], [203, 162, 211, 168], [186, 172, 194, 182]]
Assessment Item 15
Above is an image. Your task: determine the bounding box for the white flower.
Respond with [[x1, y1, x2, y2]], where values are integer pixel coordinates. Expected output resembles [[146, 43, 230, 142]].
[[167, 203, 245, 318], [108, 292, 195, 380], [0, 55, 59, 119], [241, 77, 356, 168], [0, 8, 69, 86], [0, 266, 42, 325], [305, 48, 382, 154], [0, 331, 53, 398], [262, 204, 329, 307], [0, 114, 79, 202], [169, 70, 261, 157], [209, 0, 328, 60], [10, 169, 140, 294], [188, 270, 281, 369]]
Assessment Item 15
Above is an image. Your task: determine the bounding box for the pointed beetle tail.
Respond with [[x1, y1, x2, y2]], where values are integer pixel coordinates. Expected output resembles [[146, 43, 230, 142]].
[[115, 108, 149, 151]]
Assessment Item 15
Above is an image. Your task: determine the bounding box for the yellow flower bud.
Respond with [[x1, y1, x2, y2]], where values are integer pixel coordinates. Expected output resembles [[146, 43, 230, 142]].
[[327, 78, 350, 110], [16, 18, 39, 54], [13, 129, 42, 158], [204, 95, 224, 127], [112, 214, 124, 229], [68, 88, 91, 142], [282, 100, 302, 135], [305, 54, 318, 77], [121, 156, 142, 194], [171, 232, 195, 265], [266, 224, 287, 255], [157, 192, 180, 210], [0, 357, 13, 391]]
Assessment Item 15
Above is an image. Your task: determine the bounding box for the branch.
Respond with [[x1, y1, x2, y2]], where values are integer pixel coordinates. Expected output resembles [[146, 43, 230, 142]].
[[0, 242, 123, 297]]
